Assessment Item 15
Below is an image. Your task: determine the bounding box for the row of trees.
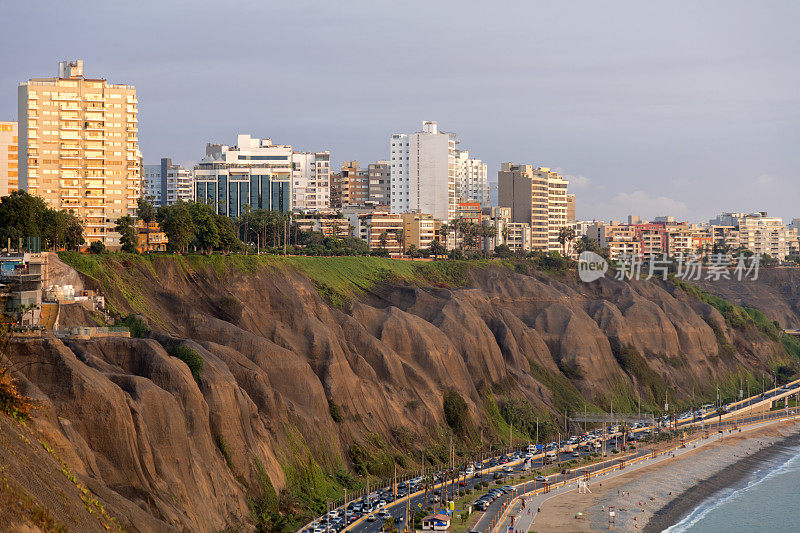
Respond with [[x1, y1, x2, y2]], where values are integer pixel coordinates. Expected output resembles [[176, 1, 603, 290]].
[[0, 191, 84, 251]]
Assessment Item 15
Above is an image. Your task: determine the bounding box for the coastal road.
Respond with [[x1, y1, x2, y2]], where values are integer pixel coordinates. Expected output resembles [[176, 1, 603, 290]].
[[498, 406, 800, 533], [308, 383, 800, 533]]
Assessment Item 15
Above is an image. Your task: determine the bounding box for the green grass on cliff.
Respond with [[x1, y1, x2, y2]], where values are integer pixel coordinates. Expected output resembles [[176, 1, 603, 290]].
[[58, 252, 484, 313]]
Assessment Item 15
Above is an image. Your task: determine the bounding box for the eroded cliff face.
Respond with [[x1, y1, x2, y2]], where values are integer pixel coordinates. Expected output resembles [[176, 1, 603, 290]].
[[1, 256, 793, 531]]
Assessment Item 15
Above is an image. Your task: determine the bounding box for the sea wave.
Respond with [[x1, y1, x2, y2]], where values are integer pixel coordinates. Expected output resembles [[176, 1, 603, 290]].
[[663, 446, 800, 533]]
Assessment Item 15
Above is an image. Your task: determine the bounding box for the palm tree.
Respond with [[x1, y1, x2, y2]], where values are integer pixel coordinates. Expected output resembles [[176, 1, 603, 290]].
[[557, 226, 576, 257], [716, 407, 726, 435]]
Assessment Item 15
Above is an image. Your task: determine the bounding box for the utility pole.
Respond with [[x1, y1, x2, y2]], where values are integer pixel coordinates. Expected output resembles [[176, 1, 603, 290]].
[[536, 417, 539, 445]]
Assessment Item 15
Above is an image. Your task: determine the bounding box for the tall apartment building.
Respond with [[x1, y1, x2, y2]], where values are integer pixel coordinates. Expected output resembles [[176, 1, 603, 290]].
[[498, 163, 569, 252], [455, 151, 489, 207], [336, 161, 369, 206], [18, 60, 140, 246], [0, 122, 18, 196], [566, 194, 575, 222], [143, 158, 193, 207], [194, 134, 291, 216], [390, 122, 462, 221], [389, 134, 410, 213], [291, 151, 330, 212], [368, 161, 390, 205]]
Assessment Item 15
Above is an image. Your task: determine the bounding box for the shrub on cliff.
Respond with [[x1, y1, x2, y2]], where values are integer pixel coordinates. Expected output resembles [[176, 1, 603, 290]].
[[122, 314, 151, 338], [170, 345, 204, 381], [0, 367, 34, 422], [328, 399, 344, 423], [443, 389, 471, 436]]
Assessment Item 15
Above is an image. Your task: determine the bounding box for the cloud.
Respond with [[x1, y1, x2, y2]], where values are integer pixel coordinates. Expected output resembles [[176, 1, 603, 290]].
[[605, 190, 690, 219], [566, 174, 591, 190], [754, 174, 778, 187]]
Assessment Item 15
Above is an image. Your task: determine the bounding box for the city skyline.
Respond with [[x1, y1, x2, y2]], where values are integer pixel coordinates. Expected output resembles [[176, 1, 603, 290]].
[[1, 1, 798, 223]]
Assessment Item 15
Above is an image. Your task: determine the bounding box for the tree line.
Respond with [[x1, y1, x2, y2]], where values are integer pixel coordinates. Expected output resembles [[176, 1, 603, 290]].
[[0, 191, 84, 251]]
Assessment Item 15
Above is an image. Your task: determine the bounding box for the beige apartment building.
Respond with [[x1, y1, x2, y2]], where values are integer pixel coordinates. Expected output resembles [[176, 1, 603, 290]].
[[498, 163, 569, 252], [0, 122, 18, 196], [18, 60, 140, 246], [400, 213, 440, 250], [357, 212, 403, 255], [587, 222, 641, 260], [737, 213, 797, 259]]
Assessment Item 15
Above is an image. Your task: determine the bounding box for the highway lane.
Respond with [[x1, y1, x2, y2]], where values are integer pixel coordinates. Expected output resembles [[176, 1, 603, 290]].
[[306, 382, 800, 533]]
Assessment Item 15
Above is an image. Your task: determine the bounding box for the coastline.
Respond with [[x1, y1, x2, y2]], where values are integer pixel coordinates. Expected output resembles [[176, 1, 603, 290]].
[[644, 426, 800, 532], [529, 420, 800, 532]]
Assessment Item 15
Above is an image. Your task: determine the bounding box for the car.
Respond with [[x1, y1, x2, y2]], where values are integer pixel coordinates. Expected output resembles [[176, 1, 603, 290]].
[[534, 476, 546, 482], [572, 451, 581, 457], [474, 472, 482, 478], [367, 515, 376, 522], [474, 501, 489, 511], [493, 472, 503, 480], [503, 466, 514, 473], [501, 485, 514, 492]]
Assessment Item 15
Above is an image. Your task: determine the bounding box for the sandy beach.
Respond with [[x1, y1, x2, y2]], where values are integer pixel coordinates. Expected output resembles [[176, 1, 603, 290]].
[[530, 420, 800, 532]]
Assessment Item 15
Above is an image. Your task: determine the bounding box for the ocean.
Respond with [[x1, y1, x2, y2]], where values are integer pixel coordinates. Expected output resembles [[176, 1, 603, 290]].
[[664, 443, 800, 532]]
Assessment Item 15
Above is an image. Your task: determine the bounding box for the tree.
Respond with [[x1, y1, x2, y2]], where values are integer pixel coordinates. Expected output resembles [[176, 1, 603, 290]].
[[157, 202, 194, 254], [574, 235, 602, 255], [379, 231, 389, 250], [115, 215, 138, 253], [63, 216, 85, 250], [0, 190, 84, 251], [393, 228, 405, 251], [138, 197, 157, 251], [493, 244, 513, 259], [557, 226, 576, 257], [716, 407, 726, 435], [429, 238, 445, 259], [88, 240, 106, 254], [216, 214, 240, 253]]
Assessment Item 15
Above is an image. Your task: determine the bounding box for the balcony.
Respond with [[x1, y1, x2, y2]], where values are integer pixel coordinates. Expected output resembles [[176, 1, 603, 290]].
[[52, 94, 80, 102]]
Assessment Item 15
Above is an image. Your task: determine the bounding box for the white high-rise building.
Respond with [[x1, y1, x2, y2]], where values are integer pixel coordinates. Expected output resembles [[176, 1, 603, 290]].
[[390, 121, 460, 221], [143, 158, 193, 207], [410, 121, 457, 221], [389, 133, 409, 213], [291, 151, 330, 212], [455, 150, 488, 207]]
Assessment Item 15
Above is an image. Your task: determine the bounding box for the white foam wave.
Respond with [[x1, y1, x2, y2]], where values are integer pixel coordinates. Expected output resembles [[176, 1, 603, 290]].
[[663, 446, 800, 532]]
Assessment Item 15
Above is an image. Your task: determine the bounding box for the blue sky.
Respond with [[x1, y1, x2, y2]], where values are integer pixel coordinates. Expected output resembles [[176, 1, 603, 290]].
[[1, 0, 798, 222]]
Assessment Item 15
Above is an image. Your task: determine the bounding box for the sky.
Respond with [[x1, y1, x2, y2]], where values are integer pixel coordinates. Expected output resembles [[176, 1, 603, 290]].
[[1, 0, 798, 223]]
